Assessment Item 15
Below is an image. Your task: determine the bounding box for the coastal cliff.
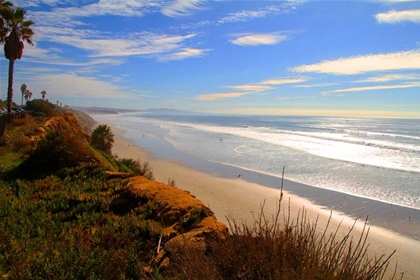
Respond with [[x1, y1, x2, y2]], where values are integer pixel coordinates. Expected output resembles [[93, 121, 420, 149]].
[[0, 109, 399, 279], [38, 111, 228, 270]]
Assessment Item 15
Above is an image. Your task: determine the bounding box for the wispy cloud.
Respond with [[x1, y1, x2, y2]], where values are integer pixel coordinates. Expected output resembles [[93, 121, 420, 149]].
[[162, 0, 205, 17], [354, 73, 420, 83], [230, 32, 288, 46], [375, 9, 420, 24], [218, 1, 306, 24], [321, 83, 420, 95], [218, 5, 283, 24], [35, 27, 198, 58], [24, 73, 134, 99], [227, 84, 273, 91], [278, 96, 314, 100], [26, 1, 205, 63], [14, 0, 74, 7], [195, 92, 252, 101], [29, 1, 160, 27], [294, 83, 337, 88], [292, 50, 420, 75], [196, 77, 307, 101], [180, 0, 306, 29], [261, 77, 308, 85], [158, 47, 210, 61]]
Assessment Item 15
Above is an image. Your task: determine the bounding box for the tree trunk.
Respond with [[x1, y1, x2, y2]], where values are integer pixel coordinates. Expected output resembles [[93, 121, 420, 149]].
[[7, 58, 14, 113]]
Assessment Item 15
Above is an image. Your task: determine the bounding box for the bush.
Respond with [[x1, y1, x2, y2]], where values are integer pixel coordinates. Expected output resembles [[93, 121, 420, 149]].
[[15, 128, 96, 178], [32, 111, 46, 117], [117, 158, 154, 180], [165, 201, 397, 280], [26, 99, 56, 118]]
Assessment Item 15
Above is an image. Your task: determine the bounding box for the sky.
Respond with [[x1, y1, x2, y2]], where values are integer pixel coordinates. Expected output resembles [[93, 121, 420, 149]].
[[1, 0, 420, 117]]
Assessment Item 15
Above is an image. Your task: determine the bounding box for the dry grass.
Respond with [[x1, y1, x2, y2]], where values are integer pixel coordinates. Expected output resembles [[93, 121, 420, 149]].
[[163, 168, 399, 280]]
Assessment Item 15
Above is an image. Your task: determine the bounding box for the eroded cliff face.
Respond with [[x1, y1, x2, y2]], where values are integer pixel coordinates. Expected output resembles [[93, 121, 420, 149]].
[[110, 174, 228, 271], [44, 113, 91, 143], [30, 113, 91, 145]]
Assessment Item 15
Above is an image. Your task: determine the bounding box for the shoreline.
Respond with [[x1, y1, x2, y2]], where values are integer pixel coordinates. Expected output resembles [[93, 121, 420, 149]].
[[93, 116, 420, 279], [110, 119, 420, 240]]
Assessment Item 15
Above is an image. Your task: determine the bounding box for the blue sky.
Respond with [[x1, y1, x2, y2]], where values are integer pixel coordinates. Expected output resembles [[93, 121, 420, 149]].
[[1, 0, 420, 117]]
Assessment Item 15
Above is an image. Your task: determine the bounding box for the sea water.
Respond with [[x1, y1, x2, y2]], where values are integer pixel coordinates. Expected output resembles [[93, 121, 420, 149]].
[[95, 113, 420, 210]]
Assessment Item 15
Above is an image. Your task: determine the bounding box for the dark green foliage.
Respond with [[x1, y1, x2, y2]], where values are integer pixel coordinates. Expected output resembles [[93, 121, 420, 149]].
[[117, 158, 155, 180], [0, 165, 162, 279], [91, 124, 114, 154], [177, 207, 210, 233], [26, 99, 56, 117]]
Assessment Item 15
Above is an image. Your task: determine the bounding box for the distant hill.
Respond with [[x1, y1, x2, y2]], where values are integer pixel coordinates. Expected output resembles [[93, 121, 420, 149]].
[[139, 108, 203, 115], [73, 106, 138, 114], [74, 106, 204, 116]]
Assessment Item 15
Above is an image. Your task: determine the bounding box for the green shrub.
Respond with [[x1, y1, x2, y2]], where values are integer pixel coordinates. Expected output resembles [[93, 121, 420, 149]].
[[14, 128, 95, 178], [26, 99, 56, 117], [117, 158, 154, 180], [32, 111, 46, 117]]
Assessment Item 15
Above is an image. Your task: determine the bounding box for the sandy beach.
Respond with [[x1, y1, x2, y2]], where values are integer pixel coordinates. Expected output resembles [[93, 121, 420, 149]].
[[106, 122, 420, 279]]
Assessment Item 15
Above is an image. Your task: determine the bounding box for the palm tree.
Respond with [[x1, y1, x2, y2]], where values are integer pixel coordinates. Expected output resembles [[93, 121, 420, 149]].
[[41, 90, 46, 100], [0, 1, 13, 39], [20, 83, 26, 105], [1, 6, 34, 113], [91, 124, 115, 154], [24, 89, 32, 101]]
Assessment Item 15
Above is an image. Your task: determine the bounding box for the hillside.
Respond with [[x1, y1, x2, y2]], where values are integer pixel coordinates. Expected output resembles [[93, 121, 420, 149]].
[[0, 106, 398, 279]]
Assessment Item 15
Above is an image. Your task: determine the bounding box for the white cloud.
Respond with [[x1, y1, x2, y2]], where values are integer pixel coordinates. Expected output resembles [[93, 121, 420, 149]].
[[158, 47, 209, 61], [33, 25, 199, 59], [292, 50, 420, 75], [14, 0, 74, 7], [218, 5, 282, 24], [294, 83, 337, 88], [375, 9, 420, 24], [24, 73, 137, 99], [260, 77, 308, 85], [321, 83, 420, 95], [218, 1, 306, 24], [30, 0, 160, 25], [196, 92, 252, 101], [177, 0, 306, 29], [355, 73, 420, 82], [196, 77, 306, 101], [230, 33, 288, 46], [26, 2, 205, 62], [227, 84, 273, 91], [162, 0, 205, 17]]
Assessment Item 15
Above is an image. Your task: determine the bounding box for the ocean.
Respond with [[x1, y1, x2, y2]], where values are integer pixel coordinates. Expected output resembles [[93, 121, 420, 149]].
[[95, 112, 420, 210]]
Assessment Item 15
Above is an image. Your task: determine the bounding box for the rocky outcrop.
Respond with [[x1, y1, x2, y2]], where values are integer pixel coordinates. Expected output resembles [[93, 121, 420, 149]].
[[110, 175, 228, 272]]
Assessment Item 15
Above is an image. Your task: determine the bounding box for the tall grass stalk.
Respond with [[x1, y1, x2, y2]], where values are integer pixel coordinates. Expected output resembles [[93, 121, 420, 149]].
[[164, 167, 399, 280]]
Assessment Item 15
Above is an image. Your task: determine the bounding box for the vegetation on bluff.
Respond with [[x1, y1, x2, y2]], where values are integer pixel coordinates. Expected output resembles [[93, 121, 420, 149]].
[[0, 108, 400, 279]]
